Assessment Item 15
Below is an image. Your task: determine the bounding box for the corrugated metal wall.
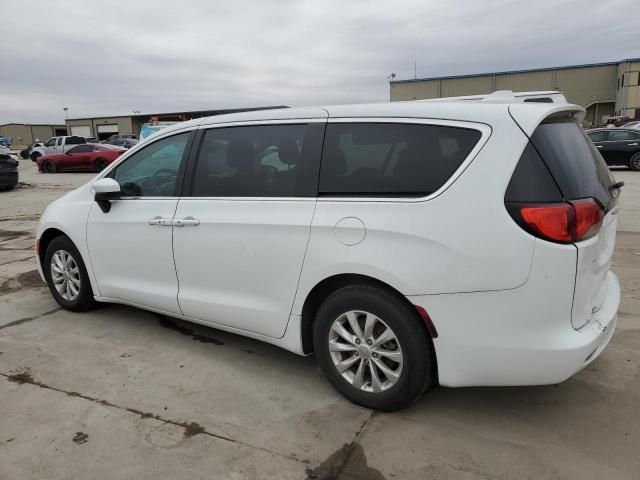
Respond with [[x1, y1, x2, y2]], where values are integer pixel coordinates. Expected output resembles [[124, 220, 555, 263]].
[[496, 70, 554, 91], [390, 64, 618, 110]]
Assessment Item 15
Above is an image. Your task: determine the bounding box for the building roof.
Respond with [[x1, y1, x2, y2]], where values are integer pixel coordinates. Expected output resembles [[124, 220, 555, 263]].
[[390, 57, 640, 85], [66, 106, 287, 121], [0, 123, 66, 127]]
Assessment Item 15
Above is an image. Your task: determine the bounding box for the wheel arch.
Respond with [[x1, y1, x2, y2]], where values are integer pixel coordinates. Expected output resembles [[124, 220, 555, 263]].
[[299, 273, 438, 358], [38, 227, 69, 269], [37, 222, 100, 298]]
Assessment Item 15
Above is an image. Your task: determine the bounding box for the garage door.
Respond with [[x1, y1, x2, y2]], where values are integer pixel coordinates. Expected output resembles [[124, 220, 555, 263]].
[[70, 125, 92, 138], [97, 124, 119, 134]]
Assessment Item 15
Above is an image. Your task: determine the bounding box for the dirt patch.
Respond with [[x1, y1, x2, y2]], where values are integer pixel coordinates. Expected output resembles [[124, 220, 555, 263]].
[[156, 315, 225, 345], [0, 269, 45, 295], [305, 442, 386, 480], [0, 229, 31, 239], [4, 369, 213, 440], [182, 422, 206, 438], [7, 367, 38, 385], [72, 432, 88, 445]]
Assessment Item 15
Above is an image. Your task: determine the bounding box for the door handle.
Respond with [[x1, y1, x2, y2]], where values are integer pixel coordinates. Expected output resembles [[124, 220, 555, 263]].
[[596, 145, 603, 148], [173, 216, 200, 227], [148, 216, 173, 226], [628, 143, 638, 146]]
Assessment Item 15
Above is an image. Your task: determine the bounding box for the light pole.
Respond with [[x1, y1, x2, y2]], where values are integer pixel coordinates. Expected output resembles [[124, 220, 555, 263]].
[[63, 107, 69, 119]]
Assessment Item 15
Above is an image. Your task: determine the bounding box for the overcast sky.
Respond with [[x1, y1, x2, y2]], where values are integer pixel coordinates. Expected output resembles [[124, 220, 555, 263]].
[[2, 0, 639, 124]]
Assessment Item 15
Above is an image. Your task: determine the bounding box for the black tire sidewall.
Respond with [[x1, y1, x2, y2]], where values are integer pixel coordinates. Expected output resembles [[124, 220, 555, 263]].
[[313, 285, 433, 411], [95, 158, 107, 172], [630, 153, 640, 171], [43, 236, 95, 311], [43, 161, 55, 173], [31, 152, 40, 162]]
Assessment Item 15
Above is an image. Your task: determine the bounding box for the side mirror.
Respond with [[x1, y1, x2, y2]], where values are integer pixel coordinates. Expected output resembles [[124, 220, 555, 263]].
[[92, 178, 121, 213]]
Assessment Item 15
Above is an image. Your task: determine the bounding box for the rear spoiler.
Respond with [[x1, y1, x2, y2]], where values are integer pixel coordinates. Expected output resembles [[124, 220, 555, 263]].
[[508, 103, 585, 137], [419, 90, 569, 104]]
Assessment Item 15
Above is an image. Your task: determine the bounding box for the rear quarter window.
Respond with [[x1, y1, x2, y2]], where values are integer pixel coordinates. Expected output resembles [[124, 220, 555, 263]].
[[530, 119, 616, 207], [319, 123, 482, 196]]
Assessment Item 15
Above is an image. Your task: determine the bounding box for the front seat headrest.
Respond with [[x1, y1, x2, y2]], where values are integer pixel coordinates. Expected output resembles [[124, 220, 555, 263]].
[[277, 137, 300, 166]]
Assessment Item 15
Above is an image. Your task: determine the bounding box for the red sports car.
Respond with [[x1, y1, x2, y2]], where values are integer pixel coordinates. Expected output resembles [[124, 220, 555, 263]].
[[37, 144, 126, 173]]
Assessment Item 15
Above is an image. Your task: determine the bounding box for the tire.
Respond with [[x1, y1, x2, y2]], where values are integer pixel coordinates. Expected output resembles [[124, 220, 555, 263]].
[[313, 285, 435, 411], [20, 150, 29, 159], [42, 161, 56, 173], [630, 152, 640, 171], [30, 152, 41, 162], [43, 235, 96, 312], [94, 158, 108, 172]]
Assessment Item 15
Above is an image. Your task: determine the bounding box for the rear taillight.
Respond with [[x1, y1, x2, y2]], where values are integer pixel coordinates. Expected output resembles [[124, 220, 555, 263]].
[[573, 198, 604, 240], [512, 198, 604, 244]]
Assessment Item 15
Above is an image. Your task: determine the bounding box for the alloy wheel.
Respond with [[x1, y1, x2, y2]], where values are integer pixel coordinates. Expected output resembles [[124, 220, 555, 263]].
[[50, 249, 81, 301], [328, 310, 403, 393]]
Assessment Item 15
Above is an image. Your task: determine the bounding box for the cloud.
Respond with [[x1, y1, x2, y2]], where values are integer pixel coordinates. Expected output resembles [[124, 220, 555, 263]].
[[2, 0, 639, 123]]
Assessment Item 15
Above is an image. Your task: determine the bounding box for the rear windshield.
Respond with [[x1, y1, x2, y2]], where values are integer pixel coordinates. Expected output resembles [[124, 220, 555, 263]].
[[530, 118, 616, 207]]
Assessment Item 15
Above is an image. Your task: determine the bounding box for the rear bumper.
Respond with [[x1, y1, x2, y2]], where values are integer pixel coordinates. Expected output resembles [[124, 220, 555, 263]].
[[0, 171, 18, 185], [410, 271, 620, 387]]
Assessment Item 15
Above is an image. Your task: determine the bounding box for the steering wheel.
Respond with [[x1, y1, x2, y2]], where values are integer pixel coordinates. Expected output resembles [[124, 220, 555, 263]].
[[151, 168, 178, 194]]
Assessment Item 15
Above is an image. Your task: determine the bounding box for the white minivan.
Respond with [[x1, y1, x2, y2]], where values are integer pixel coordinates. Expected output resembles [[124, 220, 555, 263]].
[[36, 93, 621, 410]]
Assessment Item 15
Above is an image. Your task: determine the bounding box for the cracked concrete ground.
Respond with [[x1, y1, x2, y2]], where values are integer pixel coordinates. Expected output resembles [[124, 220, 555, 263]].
[[1, 162, 639, 480]]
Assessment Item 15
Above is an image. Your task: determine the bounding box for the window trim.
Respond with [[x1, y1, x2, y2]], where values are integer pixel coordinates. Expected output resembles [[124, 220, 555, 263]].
[[98, 129, 196, 200], [317, 117, 491, 203], [181, 120, 327, 200]]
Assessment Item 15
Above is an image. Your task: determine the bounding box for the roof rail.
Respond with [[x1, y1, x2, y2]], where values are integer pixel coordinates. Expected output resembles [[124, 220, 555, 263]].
[[418, 90, 568, 104]]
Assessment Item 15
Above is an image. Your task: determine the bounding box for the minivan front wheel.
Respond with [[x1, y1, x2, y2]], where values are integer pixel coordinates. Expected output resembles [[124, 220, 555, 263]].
[[313, 285, 435, 411], [43, 235, 96, 311], [630, 152, 640, 171]]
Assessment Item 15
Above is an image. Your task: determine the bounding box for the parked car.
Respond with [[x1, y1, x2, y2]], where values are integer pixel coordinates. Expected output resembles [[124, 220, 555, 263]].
[[622, 121, 640, 130], [586, 128, 640, 170], [31, 136, 86, 162], [37, 144, 125, 173], [105, 134, 138, 142], [20, 141, 44, 159], [0, 153, 18, 190], [105, 137, 138, 149], [36, 94, 621, 411]]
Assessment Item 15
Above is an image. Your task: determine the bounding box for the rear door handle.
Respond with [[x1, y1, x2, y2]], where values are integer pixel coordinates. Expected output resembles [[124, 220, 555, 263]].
[[628, 143, 638, 146], [148, 216, 173, 226], [596, 145, 603, 148], [173, 216, 200, 227]]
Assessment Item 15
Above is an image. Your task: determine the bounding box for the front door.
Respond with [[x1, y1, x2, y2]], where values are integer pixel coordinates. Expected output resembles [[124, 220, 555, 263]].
[[86, 130, 193, 314], [172, 121, 325, 338]]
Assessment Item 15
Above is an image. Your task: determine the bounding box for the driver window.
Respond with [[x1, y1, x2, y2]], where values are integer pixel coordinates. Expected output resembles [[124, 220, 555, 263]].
[[46, 138, 56, 147], [111, 132, 189, 197]]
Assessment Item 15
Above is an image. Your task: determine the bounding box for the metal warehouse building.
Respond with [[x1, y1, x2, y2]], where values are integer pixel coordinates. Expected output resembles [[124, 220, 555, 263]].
[[390, 58, 640, 126], [0, 123, 67, 149], [65, 106, 285, 141]]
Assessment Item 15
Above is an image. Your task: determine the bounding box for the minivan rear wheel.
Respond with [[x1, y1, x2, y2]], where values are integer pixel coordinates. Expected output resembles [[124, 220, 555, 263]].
[[313, 285, 435, 411], [630, 152, 640, 171]]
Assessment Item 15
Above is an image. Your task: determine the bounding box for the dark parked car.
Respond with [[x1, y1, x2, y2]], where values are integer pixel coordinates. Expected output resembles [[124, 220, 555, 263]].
[[105, 137, 138, 149], [587, 128, 640, 171], [0, 154, 18, 190]]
